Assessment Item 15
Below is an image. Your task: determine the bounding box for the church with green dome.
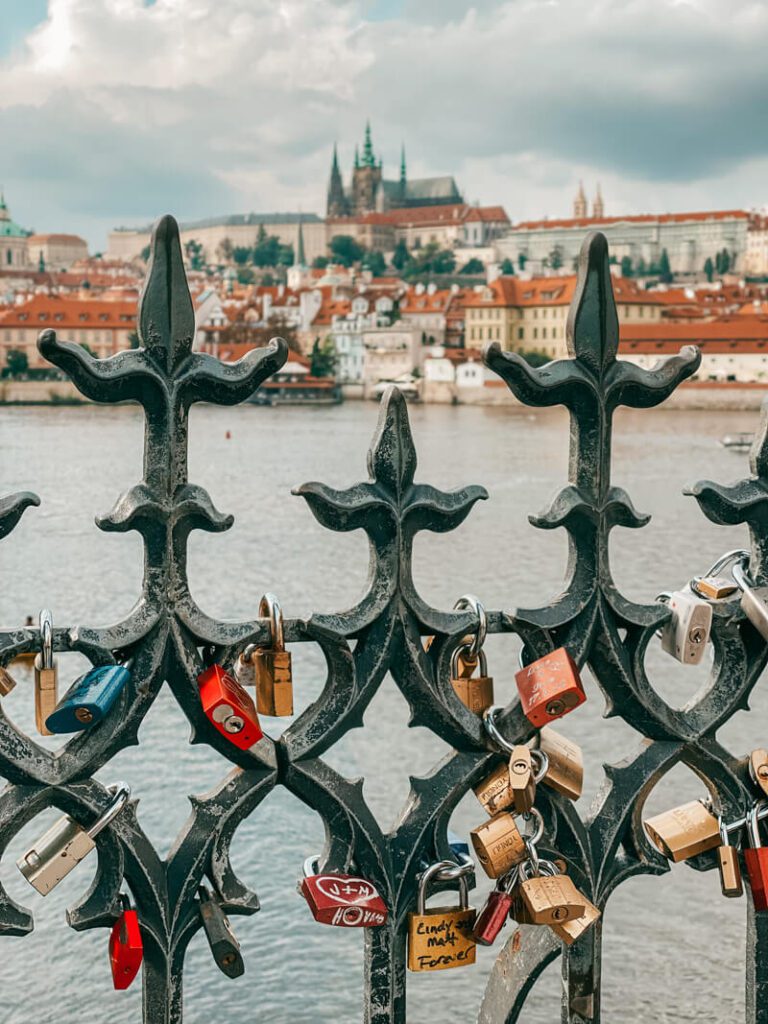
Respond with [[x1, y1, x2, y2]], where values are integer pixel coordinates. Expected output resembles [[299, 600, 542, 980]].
[[0, 191, 31, 268]]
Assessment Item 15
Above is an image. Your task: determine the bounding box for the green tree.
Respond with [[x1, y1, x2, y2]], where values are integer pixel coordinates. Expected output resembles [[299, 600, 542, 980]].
[[127, 331, 141, 349], [218, 237, 234, 263], [548, 246, 563, 270], [233, 246, 252, 266], [330, 235, 365, 267], [310, 336, 337, 377], [658, 248, 673, 283], [5, 349, 28, 377], [277, 244, 295, 267], [620, 255, 633, 277], [500, 258, 515, 275], [184, 239, 205, 270], [720, 248, 731, 274], [252, 233, 281, 267], [392, 239, 410, 271], [313, 255, 330, 269], [261, 272, 275, 286], [140, 244, 151, 262], [636, 258, 647, 276], [363, 250, 387, 276], [459, 257, 485, 274], [237, 266, 255, 284], [402, 243, 455, 279], [704, 257, 714, 282], [518, 252, 527, 270]]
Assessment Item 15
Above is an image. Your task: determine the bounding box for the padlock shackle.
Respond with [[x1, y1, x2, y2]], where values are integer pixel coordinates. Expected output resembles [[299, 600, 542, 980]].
[[747, 803, 764, 849], [39, 609, 53, 670], [482, 705, 516, 755], [732, 557, 753, 594], [433, 852, 474, 882], [453, 594, 487, 659], [723, 799, 768, 837], [87, 781, 130, 840], [258, 593, 284, 651], [417, 859, 470, 916], [451, 643, 487, 680], [704, 548, 750, 582], [531, 749, 549, 784]]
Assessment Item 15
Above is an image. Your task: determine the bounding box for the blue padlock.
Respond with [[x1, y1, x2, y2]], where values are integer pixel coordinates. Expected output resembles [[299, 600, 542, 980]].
[[45, 664, 131, 733]]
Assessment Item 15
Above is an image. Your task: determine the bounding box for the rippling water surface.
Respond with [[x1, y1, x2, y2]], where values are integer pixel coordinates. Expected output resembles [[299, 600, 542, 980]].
[[0, 399, 764, 1023]]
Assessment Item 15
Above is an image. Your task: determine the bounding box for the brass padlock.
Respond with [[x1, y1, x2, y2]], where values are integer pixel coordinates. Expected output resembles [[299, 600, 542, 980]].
[[239, 593, 293, 717], [517, 857, 585, 926], [198, 884, 245, 978], [550, 896, 601, 945], [0, 665, 17, 697], [17, 782, 130, 895], [691, 575, 738, 600], [644, 799, 720, 862], [716, 815, 743, 898], [450, 595, 493, 714], [34, 609, 57, 736], [750, 749, 768, 798], [407, 861, 476, 972], [508, 746, 536, 814], [471, 807, 541, 879], [536, 727, 583, 801]]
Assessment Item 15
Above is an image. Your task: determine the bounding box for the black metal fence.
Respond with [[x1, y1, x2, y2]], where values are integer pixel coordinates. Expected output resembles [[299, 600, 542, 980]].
[[0, 215, 766, 1023]]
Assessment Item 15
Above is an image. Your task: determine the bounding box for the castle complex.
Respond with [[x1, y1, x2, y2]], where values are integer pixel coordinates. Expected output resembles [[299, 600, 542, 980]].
[[326, 123, 463, 217]]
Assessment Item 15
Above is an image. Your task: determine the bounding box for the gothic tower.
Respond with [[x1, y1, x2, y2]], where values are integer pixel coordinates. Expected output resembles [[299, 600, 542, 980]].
[[573, 181, 587, 219], [399, 144, 407, 204], [326, 143, 348, 217], [351, 121, 383, 216], [592, 183, 604, 220]]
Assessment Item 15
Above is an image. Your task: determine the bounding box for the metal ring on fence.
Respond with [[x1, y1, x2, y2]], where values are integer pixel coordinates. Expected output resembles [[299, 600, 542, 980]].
[[523, 835, 540, 876], [531, 749, 549, 783], [482, 705, 516, 755], [453, 595, 486, 659], [521, 806, 545, 847], [259, 592, 284, 650], [434, 852, 474, 882]]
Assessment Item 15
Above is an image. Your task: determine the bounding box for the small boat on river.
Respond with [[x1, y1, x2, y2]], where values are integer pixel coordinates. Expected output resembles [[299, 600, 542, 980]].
[[719, 432, 754, 451]]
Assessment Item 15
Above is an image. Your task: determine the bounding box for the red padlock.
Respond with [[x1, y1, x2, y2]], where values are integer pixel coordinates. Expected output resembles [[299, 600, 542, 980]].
[[744, 803, 768, 912], [109, 895, 143, 990], [300, 857, 388, 927], [198, 664, 263, 750], [473, 870, 517, 946], [515, 648, 586, 727]]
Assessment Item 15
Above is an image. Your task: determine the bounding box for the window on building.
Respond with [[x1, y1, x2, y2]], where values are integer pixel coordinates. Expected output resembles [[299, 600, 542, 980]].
[[533, 328, 538, 340], [518, 328, 524, 340], [542, 328, 548, 340]]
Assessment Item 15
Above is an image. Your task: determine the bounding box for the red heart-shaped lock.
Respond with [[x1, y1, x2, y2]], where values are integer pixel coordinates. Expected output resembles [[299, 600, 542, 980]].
[[109, 908, 143, 990]]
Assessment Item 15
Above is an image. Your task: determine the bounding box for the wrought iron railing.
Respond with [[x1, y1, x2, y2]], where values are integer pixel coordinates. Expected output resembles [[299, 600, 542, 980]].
[[0, 215, 766, 1023]]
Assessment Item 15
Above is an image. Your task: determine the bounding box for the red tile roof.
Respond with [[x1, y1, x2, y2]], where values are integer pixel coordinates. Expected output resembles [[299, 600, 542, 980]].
[[0, 294, 136, 329], [515, 209, 749, 231]]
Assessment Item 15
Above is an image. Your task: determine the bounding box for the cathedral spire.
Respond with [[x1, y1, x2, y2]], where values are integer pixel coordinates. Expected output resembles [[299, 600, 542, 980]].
[[354, 145, 360, 170], [297, 217, 306, 267], [592, 183, 604, 219], [573, 181, 587, 219], [363, 120, 375, 168], [326, 143, 348, 217], [400, 145, 407, 185]]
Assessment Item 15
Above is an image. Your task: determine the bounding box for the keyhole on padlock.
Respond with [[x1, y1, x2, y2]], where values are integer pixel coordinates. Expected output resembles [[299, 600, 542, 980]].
[[688, 627, 706, 644], [75, 708, 93, 723], [546, 699, 565, 716], [512, 760, 528, 775]]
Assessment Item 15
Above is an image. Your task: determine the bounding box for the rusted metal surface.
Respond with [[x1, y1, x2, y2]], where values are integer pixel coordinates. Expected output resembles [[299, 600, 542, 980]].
[[0, 218, 763, 1022]]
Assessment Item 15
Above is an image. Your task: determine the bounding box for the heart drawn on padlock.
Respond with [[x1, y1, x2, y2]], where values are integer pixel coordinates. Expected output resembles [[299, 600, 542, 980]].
[[314, 875, 378, 906]]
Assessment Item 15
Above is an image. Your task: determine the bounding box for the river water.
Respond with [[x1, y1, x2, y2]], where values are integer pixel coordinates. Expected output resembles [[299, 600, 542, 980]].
[[0, 399, 764, 1023]]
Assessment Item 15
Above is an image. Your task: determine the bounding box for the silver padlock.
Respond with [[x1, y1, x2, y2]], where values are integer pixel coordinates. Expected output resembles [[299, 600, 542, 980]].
[[34, 609, 58, 736], [733, 558, 768, 641], [17, 782, 130, 896], [658, 589, 712, 664]]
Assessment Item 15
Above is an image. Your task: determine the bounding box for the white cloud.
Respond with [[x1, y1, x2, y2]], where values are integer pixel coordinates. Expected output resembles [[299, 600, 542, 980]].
[[0, 0, 765, 247]]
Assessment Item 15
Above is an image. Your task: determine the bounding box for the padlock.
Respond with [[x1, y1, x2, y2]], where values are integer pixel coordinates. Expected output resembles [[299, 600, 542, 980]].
[[508, 746, 539, 814], [407, 861, 476, 972], [517, 856, 585, 926], [0, 665, 17, 696], [45, 662, 131, 733], [691, 576, 738, 600], [751, 750, 768, 798], [17, 781, 130, 895], [550, 895, 601, 945], [716, 815, 743, 899], [197, 664, 262, 750], [536, 727, 583, 801], [198, 884, 245, 978], [474, 748, 548, 817], [515, 647, 586, 727], [34, 609, 57, 736], [451, 646, 494, 715], [450, 595, 493, 714], [733, 559, 768, 641], [743, 803, 768, 912], [471, 807, 541, 879], [473, 868, 518, 946], [657, 589, 712, 665], [238, 593, 293, 717], [109, 893, 143, 990], [300, 857, 387, 927], [643, 798, 720, 862]]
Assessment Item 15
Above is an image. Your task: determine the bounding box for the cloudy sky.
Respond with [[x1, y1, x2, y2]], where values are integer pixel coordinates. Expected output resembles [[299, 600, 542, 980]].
[[0, 0, 766, 248]]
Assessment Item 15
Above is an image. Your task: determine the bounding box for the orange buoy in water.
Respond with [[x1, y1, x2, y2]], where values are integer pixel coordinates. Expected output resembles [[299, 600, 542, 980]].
[[225, 431, 231, 439]]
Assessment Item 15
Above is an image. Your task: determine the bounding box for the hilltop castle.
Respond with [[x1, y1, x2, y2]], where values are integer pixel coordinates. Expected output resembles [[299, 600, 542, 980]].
[[326, 122, 463, 218]]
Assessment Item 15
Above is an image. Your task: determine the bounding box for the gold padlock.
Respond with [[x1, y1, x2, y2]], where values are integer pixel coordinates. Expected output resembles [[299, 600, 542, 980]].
[[692, 575, 738, 600], [536, 727, 583, 801], [474, 747, 548, 817], [34, 609, 57, 736], [643, 799, 720, 862], [750, 749, 768, 798], [407, 861, 476, 972], [550, 896, 601, 945], [471, 806, 542, 879], [508, 746, 536, 814], [450, 595, 493, 714], [0, 666, 17, 697], [517, 859, 585, 926], [240, 593, 293, 718], [716, 816, 743, 898]]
